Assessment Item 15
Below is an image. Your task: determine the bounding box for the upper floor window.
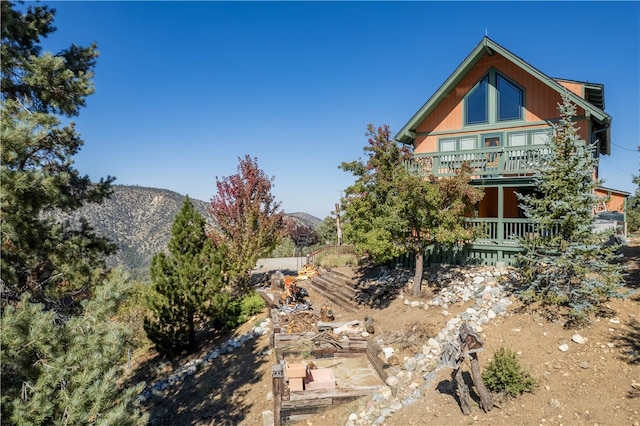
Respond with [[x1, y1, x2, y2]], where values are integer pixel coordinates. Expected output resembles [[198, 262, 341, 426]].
[[464, 70, 524, 126], [497, 75, 523, 121], [466, 76, 488, 125]]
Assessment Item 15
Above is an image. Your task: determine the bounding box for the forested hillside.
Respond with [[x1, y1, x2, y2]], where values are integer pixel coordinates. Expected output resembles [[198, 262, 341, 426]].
[[56, 185, 321, 279]]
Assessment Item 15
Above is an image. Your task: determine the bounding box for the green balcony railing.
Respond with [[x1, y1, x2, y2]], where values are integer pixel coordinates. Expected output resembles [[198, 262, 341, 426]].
[[406, 145, 552, 178], [465, 217, 560, 246]]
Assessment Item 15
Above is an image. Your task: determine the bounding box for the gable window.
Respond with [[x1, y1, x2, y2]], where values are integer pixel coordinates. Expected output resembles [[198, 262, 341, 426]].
[[464, 70, 524, 126], [497, 75, 523, 121], [465, 76, 488, 125]]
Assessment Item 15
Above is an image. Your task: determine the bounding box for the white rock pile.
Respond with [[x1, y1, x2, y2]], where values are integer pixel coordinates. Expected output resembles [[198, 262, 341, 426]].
[[136, 317, 272, 404], [346, 264, 517, 426]]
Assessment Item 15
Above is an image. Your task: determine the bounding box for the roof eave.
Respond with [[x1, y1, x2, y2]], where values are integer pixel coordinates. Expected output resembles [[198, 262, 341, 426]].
[[395, 37, 611, 144]]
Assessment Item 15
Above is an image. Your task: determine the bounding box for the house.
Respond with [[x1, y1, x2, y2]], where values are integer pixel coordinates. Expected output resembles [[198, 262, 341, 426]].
[[395, 37, 628, 265]]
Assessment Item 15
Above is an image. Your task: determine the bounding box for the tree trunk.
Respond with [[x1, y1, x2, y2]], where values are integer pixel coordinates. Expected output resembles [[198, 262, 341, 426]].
[[453, 367, 471, 415], [412, 250, 424, 297], [335, 203, 343, 245], [470, 352, 493, 412]]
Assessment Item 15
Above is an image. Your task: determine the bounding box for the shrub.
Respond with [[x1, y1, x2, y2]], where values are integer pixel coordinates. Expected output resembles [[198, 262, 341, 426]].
[[209, 291, 266, 330], [482, 347, 537, 399], [316, 253, 358, 267], [240, 291, 266, 320]]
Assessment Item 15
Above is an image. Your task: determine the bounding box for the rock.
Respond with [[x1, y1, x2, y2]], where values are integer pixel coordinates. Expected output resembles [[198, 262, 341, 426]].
[[578, 361, 590, 369], [447, 317, 461, 326], [364, 316, 375, 333], [548, 398, 561, 409], [472, 276, 485, 285], [427, 338, 440, 351], [385, 376, 399, 387], [558, 343, 569, 352], [571, 334, 587, 345], [348, 413, 358, 422], [261, 410, 274, 426]]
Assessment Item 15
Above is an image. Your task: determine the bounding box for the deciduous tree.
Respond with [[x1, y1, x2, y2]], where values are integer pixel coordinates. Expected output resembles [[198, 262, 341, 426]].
[[144, 197, 226, 356], [208, 156, 286, 293], [516, 92, 625, 321], [341, 124, 482, 296]]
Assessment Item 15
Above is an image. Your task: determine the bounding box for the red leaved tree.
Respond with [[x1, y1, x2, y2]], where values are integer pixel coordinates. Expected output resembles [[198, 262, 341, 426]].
[[208, 156, 286, 293], [282, 216, 319, 252]]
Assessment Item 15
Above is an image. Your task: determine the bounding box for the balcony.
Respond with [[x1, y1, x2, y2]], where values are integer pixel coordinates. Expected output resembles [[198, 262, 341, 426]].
[[406, 145, 551, 179], [465, 217, 562, 246]]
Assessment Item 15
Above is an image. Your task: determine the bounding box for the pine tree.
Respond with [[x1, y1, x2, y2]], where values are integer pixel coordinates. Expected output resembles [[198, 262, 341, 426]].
[[1, 1, 115, 304], [516, 92, 625, 321], [626, 148, 640, 233], [1, 270, 148, 425], [144, 197, 226, 356], [1, 4, 146, 423]]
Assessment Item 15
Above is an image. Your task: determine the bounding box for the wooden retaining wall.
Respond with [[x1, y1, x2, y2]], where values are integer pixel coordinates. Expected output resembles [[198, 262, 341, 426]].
[[269, 309, 390, 424]]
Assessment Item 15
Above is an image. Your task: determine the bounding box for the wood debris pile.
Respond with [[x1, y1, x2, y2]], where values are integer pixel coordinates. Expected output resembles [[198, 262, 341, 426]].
[[279, 311, 319, 334], [297, 264, 319, 280]]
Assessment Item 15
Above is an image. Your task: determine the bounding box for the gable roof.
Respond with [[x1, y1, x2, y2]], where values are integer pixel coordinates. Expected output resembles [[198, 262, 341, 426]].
[[395, 37, 611, 154]]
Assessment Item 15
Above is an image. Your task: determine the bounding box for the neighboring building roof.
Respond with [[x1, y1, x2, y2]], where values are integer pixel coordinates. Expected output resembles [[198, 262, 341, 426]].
[[597, 185, 631, 197], [395, 37, 612, 154]]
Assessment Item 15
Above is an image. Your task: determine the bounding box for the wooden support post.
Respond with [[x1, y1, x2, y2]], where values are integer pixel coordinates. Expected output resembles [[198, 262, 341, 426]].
[[446, 324, 494, 415], [453, 367, 471, 415], [272, 364, 284, 426], [470, 352, 493, 412]]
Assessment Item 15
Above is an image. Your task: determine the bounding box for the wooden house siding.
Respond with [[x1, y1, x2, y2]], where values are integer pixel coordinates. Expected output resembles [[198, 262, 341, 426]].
[[413, 51, 591, 155], [557, 80, 584, 97], [595, 188, 627, 212], [395, 37, 623, 266]]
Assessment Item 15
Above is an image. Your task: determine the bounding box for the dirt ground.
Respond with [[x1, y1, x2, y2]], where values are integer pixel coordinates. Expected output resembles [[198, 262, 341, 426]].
[[135, 239, 640, 426]]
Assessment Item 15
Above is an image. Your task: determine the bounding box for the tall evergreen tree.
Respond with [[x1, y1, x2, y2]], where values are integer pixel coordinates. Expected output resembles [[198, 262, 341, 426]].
[[1, 4, 146, 423], [626, 147, 640, 233], [516, 92, 625, 321], [144, 197, 226, 356], [1, 270, 147, 425], [208, 156, 286, 294], [1, 1, 115, 304]]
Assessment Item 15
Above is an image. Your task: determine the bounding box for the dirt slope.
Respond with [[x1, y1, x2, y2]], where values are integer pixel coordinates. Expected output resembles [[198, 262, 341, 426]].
[[136, 241, 640, 426]]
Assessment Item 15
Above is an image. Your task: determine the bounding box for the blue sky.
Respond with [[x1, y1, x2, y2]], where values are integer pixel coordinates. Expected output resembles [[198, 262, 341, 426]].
[[40, 1, 639, 219]]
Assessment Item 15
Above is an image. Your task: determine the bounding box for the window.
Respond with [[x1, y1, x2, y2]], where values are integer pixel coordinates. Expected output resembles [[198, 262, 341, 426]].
[[532, 130, 550, 145], [508, 133, 527, 146], [439, 136, 478, 151], [460, 137, 476, 150], [497, 75, 523, 121], [483, 135, 500, 167], [464, 71, 524, 126], [440, 139, 456, 151], [465, 76, 488, 124], [484, 136, 500, 148]]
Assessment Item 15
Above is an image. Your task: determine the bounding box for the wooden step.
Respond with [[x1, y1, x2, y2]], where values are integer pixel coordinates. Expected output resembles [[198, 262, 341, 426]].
[[308, 269, 360, 313]]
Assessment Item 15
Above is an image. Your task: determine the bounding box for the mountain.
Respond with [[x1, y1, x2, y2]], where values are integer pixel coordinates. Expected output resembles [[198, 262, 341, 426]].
[[59, 185, 321, 280], [286, 212, 323, 229]]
